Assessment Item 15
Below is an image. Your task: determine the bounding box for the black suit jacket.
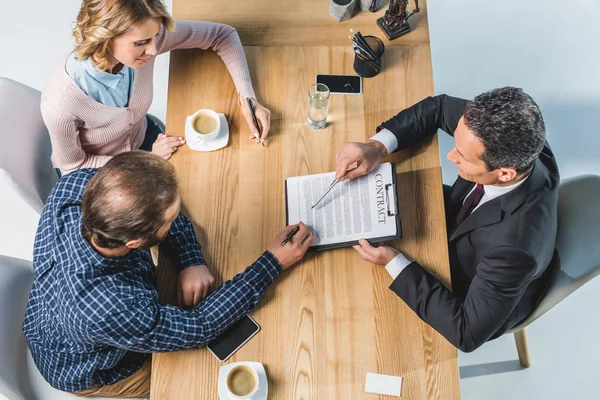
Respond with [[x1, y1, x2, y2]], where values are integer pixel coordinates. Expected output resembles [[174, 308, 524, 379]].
[[379, 95, 559, 352]]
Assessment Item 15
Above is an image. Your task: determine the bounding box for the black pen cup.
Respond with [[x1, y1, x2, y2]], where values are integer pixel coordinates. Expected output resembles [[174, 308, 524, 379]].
[[353, 35, 385, 78]]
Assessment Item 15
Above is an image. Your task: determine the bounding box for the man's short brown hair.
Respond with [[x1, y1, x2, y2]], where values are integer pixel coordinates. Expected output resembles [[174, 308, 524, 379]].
[[81, 151, 179, 249]]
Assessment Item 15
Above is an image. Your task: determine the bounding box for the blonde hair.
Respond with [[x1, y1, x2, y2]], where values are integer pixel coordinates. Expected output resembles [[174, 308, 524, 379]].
[[73, 0, 175, 71]]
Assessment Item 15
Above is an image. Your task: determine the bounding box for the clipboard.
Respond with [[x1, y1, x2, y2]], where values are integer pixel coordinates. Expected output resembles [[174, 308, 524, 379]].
[[285, 163, 402, 251]]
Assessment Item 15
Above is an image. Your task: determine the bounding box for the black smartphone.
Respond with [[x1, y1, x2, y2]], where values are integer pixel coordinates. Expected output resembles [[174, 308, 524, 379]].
[[316, 74, 363, 95], [207, 315, 261, 362]]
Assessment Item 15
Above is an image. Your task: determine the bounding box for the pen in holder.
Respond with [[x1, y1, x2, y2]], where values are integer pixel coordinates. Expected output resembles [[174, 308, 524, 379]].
[[353, 35, 385, 78]]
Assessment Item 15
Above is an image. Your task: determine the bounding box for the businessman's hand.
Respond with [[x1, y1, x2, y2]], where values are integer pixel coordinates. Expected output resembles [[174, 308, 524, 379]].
[[267, 222, 313, 270], [335, 140, 388, 181], [353, 238, 399, 266], [177, 264, 216, 309]]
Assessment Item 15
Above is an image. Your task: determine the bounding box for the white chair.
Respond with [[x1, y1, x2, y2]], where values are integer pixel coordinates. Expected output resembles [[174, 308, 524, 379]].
[[0, 78, 146, 399], [0, 77, 57, 213], [0, 77, 58, 262], [508, 174, 600, 367], [0, 255, 148, 400], [0, 255, 34, 400]]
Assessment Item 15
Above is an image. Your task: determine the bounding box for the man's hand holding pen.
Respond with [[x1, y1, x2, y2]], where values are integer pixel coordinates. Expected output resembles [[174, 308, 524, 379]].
[[335, 140, 388, 181], [267, 222, 313, 269]]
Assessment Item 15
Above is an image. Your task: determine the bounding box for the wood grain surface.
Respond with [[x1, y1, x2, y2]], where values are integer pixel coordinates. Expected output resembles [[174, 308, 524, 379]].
[[172, 0, 429, 47], [151, 1, 460, 398]]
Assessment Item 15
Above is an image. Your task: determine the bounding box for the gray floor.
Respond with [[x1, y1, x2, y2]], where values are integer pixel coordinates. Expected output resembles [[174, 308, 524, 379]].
[[458, 278, 600, 399], [1, 1, 599, 399]]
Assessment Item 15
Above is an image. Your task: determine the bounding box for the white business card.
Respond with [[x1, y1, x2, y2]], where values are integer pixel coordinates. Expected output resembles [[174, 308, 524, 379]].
[[365, 372, 402, 397]]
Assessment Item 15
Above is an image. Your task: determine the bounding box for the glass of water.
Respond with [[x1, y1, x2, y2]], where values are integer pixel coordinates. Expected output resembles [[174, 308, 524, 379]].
[[307, 83, 330, 130]]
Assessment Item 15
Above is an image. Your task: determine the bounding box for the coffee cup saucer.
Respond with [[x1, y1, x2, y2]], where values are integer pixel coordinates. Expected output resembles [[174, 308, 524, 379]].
[[185, 113, 229, 152], [218, 361, 268, 400]]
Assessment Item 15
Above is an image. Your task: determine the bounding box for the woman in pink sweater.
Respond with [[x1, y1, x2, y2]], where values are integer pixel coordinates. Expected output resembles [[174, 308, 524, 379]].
[[42, 0, 271, 175]]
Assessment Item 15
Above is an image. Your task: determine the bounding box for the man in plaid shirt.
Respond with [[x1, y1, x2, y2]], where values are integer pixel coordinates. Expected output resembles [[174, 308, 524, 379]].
[[23, 151, 313, 397]]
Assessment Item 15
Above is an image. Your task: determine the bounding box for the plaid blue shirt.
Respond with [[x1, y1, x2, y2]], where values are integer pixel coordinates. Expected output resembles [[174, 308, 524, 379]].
[[22, 169, 282, 392]]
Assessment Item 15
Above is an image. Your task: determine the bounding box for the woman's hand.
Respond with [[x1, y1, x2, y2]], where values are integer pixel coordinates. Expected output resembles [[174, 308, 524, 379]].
[[152, 134, 185, 160], [241, 97, 271, 144]]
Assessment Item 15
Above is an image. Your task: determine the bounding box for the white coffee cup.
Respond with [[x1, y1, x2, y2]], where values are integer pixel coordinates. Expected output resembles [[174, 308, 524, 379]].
[[225, 365, 259, 399], [188, 109, 221, 143]]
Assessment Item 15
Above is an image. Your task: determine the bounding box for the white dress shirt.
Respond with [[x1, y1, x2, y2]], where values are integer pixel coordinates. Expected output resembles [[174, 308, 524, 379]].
[[371, 131, 530, 280], [370, 128, 399, 154]]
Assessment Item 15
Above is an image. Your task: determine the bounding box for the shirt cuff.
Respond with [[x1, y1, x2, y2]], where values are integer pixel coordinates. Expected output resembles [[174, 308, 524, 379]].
[[385, 253, 412, 280], [178, 248, 206, 270], [252, 251, 283, 286], [370, 129, 398, 154]]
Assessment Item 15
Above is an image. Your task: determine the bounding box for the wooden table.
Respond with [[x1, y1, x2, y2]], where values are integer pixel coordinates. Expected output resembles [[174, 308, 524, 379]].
[[151, 1, 460, 399]]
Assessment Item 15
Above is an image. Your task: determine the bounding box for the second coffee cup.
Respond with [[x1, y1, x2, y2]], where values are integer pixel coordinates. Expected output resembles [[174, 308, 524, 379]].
[[225, 365, 259, 399]]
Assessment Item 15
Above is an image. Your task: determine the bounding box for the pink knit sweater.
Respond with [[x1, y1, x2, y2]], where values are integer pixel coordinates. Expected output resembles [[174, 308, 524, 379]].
[[41, 21, 256, 174]]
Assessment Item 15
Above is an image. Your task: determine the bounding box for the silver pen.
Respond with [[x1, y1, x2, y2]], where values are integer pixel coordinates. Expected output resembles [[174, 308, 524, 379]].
[[311, 178, 340, 209]]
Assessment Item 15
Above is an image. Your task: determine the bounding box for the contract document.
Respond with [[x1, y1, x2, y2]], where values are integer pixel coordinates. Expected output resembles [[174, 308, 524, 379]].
[[285, 162, 401, 251]]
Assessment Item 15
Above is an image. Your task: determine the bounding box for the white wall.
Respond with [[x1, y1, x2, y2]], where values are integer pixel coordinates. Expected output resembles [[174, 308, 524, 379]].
[[428, 0, 600, 184]]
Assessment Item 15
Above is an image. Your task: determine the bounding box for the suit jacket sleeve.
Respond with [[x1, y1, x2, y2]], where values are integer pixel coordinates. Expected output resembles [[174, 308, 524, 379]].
[[378, 95, 469, 150], [390, 246, 538, 352]]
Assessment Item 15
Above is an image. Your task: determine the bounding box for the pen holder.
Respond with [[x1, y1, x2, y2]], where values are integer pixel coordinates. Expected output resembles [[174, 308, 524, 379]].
[[353, 35, 385, 78], [329, 0, 358, 22]]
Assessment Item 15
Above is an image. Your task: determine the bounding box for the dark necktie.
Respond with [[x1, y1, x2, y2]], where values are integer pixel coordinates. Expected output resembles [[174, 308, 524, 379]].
[[454, 183, 485, 229]]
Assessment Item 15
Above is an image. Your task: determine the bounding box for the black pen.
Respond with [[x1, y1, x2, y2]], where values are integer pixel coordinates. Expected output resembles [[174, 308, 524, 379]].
[[246, 97, 265, 147], [280, 226, 300, 246]]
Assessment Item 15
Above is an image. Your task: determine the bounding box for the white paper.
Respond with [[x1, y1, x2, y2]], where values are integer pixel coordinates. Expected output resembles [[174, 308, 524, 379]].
[[286, 163, 398, 247], [365, 372, 403, 397]]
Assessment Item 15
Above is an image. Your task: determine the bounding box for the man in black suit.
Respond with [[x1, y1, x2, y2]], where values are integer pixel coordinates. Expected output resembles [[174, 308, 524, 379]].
[[335, 87, 559, 352]]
